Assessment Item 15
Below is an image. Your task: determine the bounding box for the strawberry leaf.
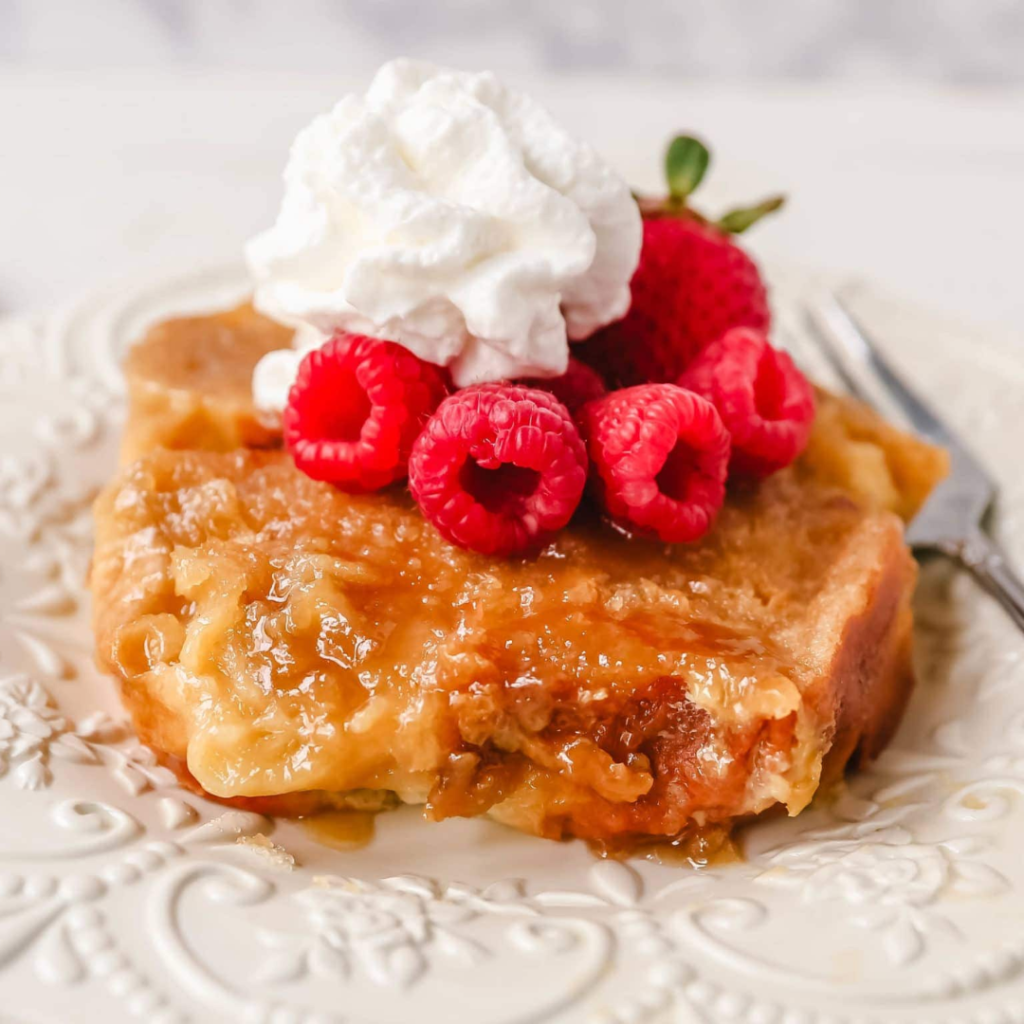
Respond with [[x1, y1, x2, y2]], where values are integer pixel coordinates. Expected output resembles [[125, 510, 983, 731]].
[[718, 194, 786, 234], [665, 135, 710, 203]]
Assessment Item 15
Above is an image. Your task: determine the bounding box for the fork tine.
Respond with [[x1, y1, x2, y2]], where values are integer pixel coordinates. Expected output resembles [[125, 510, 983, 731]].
[[803, 295, 1024, 633], [804, 292, 959, 448], [800, 303, 876, 406]]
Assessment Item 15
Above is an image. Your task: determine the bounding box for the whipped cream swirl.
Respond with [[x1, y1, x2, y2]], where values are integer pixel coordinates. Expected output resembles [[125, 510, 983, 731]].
[[247, 59, 641, 407]]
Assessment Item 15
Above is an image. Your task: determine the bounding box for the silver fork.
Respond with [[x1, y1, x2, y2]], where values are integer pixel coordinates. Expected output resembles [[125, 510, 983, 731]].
[[802, 292, 1024, 634]]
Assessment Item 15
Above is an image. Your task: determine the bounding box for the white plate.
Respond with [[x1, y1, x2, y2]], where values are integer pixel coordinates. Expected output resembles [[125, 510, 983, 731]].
[[1, 268, 1023, 1024]]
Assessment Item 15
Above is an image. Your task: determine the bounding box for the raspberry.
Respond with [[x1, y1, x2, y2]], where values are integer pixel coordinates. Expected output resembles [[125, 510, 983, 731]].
[[518, 358, 607, 412], [284, 332, 448, 492], [577, 384, 730, 544], [677, 327, 815, 478], [408, 384, 588, 556]]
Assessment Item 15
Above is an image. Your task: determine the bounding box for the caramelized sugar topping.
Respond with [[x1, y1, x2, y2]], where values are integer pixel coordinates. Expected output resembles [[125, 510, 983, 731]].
[[92, 447, 914, 841]]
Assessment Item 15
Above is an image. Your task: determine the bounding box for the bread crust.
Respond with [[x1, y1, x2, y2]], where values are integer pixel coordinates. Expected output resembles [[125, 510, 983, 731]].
[[819, 527, 916, 781]]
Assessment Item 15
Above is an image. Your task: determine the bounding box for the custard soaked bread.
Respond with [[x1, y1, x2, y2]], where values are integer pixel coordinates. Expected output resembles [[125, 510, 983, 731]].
[[93, 308, 947, 844], [800, 387, 948, 521], [94, 448, 917, 841], [121, 304, 291, 463]]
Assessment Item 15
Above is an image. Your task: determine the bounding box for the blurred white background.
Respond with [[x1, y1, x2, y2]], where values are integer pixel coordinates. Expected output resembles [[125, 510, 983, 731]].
[[1, 0, 1022, 336], [4, 0, 1024, 82]]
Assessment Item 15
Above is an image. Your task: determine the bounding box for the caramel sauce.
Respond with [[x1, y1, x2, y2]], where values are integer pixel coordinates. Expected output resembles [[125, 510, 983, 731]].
[[590, 822, 742, 867], [299, 809, 377, 851], [92, 442, 915, 843]]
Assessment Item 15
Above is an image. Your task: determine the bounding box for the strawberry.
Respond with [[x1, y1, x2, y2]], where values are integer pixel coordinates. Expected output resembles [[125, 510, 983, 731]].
[[580, 136, 783, 387]]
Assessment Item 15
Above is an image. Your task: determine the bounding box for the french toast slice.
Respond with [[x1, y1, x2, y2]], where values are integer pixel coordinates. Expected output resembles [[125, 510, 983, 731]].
[[93, 306, 948, 845]]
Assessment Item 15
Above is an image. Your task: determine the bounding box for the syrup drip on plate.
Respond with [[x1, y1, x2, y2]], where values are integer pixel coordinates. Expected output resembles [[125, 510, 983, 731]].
[[299, 809, 377, 850], [590, 822, 742, 867]]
